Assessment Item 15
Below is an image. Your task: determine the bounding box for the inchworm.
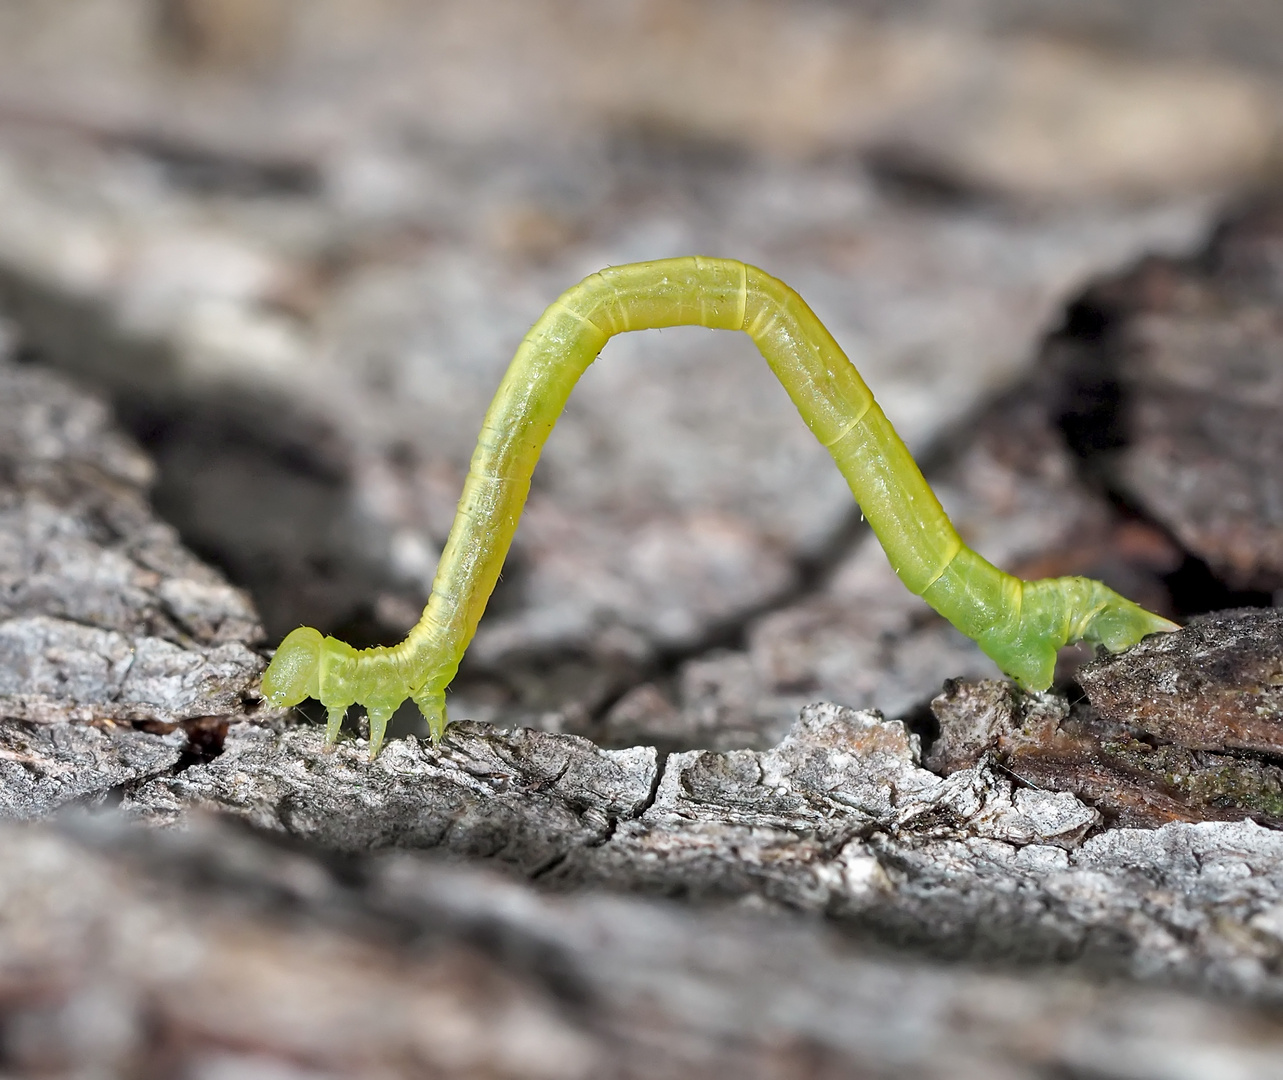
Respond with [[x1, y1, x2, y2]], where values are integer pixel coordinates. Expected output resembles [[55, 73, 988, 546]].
[[262, 257, 1178, 757]]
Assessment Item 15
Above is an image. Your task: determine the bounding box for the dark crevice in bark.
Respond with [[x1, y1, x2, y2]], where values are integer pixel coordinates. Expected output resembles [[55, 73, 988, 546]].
[[632, 749, 668, 822], [90, 715, 235, 810], [528, 850, 571, 880]]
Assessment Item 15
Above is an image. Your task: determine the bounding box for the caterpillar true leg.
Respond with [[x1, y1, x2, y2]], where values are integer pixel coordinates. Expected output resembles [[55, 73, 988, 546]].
[[263, 257, 1178, 758]]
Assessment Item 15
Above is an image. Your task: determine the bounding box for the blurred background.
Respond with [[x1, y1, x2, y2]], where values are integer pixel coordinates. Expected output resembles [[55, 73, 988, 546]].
[[0, 0, 1280, 746]]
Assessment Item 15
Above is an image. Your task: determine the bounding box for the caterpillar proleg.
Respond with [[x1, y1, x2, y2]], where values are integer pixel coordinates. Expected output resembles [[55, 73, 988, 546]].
[[263, 257, 1178, 757]]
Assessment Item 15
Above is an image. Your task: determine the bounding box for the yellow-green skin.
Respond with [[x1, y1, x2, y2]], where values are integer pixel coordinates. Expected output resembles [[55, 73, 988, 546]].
[[263, 258, 1178, 757]]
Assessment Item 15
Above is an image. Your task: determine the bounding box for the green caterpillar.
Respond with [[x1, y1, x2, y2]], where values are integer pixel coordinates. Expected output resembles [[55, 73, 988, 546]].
[[263, 257, 1178, 757]]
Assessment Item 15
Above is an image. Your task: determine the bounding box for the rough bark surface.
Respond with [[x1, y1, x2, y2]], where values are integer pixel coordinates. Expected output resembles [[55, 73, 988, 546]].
[[0, 358, 272, 817], [1080, 607, 1283, 754], [116, 691, 1283, 1002], [1, 176, 1282, 1077], [930, 610, 1283, 829], [2, 5, 1283, 1075], [7, 813, 1283, 1080]]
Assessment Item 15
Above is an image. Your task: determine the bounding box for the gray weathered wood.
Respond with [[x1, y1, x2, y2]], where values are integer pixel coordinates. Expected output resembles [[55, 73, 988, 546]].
[[0, 359, 274, 816]]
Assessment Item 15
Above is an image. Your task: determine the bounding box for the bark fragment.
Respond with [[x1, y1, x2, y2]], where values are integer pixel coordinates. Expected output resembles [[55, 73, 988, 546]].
[[1078, 606, 1283, 755], [929, 609, 1283, 828]]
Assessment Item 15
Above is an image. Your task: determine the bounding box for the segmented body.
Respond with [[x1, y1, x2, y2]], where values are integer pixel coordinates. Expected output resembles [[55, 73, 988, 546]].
[[263, 257, 1177, 756]]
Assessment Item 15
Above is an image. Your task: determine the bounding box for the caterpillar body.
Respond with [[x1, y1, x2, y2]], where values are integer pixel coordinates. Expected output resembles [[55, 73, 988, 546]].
[[263, 257, 1178, 757]]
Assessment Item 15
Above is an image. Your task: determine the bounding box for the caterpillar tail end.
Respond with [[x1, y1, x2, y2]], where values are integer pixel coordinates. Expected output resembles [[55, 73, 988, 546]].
[[1077, 589, 1181, 656], [984, 578, 1179, 694]]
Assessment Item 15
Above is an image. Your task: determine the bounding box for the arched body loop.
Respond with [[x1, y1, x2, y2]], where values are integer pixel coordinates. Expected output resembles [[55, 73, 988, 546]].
[[263, 258, 1178, 757]]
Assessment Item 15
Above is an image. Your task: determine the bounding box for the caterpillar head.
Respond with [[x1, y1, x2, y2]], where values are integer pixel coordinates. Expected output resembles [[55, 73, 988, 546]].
[[262, 626, 324, 707], [263, 628, 413, 757]]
